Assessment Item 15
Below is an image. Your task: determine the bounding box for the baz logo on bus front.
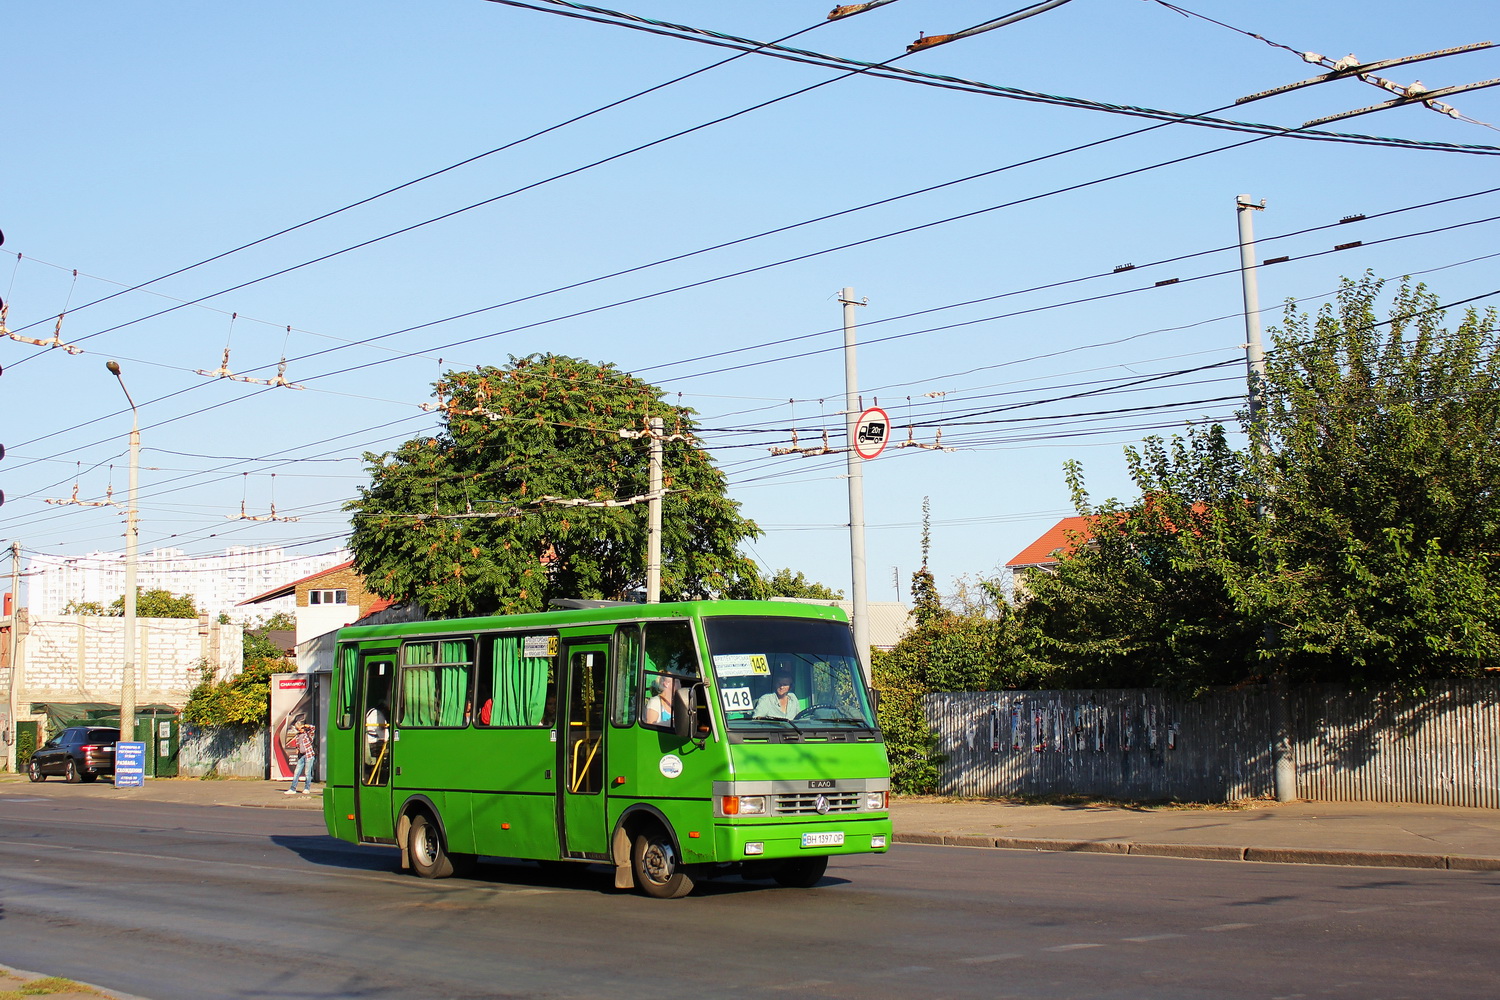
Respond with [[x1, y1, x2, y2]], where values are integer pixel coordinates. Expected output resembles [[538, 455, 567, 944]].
[[808, 780, 834, 789]]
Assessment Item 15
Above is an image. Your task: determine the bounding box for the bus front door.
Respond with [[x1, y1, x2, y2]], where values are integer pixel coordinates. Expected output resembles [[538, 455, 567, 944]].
[[558, 642, 609, 858], [355, 653, 396, 844]]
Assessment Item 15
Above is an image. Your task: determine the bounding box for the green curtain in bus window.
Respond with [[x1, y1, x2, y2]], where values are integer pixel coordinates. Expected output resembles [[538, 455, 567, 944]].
[[519, 654, 549, 725], [438, 663, 470, 727], [489, 636, 552, 727], [402, 667, 437, 727]]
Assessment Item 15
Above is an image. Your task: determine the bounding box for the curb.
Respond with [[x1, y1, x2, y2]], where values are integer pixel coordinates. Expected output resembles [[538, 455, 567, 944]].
[[891, 833, 1500, 871]]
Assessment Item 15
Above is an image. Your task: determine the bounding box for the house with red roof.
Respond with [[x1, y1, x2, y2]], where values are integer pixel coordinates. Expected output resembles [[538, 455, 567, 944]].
[[239, 560, 393, 647], [1006, 516, 1094, 599]]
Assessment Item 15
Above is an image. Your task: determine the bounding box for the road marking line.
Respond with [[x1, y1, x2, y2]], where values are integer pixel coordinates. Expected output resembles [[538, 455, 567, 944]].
[[1336, 907, 1381, 913], [1044, 943, 1103, 952], [958, 953, 1023, 964], [1403, 900, 1443, 906], [1123, 933, 1185, 942], [1201, 923, 1255, 932]]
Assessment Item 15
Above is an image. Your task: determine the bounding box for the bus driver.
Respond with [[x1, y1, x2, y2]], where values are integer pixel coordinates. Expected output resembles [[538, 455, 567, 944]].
[[754, 674, 800, 720]]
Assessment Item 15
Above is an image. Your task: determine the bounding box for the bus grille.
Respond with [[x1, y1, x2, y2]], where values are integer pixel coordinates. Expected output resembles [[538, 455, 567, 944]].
[[775, 791, 862, 815]]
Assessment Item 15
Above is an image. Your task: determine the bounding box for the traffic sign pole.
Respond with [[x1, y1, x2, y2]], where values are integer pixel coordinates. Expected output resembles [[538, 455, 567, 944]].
[[840, 287, 872, 682]]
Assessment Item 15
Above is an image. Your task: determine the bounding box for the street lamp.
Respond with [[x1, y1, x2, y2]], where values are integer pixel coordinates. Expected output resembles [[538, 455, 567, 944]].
[[107, 361, 138, 743]]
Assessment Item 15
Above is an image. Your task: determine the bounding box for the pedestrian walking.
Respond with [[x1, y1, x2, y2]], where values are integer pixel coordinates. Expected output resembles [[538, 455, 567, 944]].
[[284, 718, 317, 795]]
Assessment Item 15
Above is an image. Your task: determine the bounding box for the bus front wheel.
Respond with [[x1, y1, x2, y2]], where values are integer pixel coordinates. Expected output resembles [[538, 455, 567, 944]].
[[631, 829, 694, 899], [409, 813, 455, 879], [773, 855, 828, 888]]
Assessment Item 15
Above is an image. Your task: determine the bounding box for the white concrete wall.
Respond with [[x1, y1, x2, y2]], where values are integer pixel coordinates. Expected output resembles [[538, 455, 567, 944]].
[[16, 612, 242, 708]]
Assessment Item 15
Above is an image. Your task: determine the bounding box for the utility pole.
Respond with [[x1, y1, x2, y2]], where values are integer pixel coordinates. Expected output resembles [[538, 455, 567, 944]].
[[6, 542, 18, 773], [840, 287, 872, 681], [107, 361, 139, 745], [647, 416, 663, 604], [1236, 195, 1296, 804]]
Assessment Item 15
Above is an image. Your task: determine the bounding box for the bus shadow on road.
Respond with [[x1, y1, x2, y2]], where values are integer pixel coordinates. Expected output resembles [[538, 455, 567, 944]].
[[269, 834, 850, 896]]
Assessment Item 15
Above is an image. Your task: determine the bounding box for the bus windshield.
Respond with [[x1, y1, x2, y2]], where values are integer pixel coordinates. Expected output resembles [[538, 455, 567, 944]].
[[703, 616, 876, 731]]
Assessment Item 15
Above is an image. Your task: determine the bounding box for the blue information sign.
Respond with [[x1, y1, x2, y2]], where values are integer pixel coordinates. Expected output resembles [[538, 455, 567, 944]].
[[114, 741, 147, 788]]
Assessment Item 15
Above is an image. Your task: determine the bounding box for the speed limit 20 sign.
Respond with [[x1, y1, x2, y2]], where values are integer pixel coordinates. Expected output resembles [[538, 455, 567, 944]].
[[853, 406, 890, 459]]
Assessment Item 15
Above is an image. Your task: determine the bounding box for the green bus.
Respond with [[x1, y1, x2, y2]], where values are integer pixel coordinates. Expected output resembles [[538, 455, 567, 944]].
[[323, 598, 892, 898]]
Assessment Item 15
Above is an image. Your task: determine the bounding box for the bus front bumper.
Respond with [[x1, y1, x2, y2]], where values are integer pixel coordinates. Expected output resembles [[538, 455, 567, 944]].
[[714, 815, 892, 862]]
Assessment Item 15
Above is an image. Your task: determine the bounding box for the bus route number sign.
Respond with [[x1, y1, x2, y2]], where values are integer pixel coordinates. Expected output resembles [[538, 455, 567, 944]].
[[854, 407, 889, 459], [720, 687, 754, 713]]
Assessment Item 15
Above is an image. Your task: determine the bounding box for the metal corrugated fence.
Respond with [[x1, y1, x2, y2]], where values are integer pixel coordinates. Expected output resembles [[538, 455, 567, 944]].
[[925, 680, 1500, 807]]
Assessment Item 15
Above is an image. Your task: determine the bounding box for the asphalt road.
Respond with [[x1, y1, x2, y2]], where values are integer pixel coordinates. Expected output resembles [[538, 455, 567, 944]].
[[1, 795, 1497, 1000]]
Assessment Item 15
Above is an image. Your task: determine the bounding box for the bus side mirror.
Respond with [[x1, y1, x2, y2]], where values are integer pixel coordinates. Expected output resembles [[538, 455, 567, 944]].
[[870, 689, 881, 714], [675, 683, 712, 744]]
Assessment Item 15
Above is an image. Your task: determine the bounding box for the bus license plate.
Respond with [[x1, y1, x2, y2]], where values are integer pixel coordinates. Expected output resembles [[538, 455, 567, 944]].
[[801, 831, 844, 848]]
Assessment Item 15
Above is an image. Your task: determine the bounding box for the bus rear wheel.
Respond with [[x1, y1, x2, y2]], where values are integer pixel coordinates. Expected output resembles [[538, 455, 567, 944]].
[[409, 813, 455, 879], [632, 829, 694, 899], [773, 856, 828, 888]]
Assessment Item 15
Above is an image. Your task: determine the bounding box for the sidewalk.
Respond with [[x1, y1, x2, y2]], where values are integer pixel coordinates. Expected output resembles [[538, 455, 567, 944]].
[[6, 772, 1500, 871], [891, 795, 1500, 871]]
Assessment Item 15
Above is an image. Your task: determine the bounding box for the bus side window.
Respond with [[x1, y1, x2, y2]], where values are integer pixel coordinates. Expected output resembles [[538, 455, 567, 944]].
[[640, 621, 698, 731], [476, 633, 556, 728], [398, 639, 473, 728], [611, 626, 641, 727], [336, 644, 357, 729]]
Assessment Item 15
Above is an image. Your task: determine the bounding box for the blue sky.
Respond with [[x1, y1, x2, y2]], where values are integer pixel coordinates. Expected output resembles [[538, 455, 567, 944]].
[[4, 0, 1498, 604]]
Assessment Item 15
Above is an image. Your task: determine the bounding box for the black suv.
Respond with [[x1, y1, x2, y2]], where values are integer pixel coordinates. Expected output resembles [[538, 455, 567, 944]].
[[28, 726, 121, 783]]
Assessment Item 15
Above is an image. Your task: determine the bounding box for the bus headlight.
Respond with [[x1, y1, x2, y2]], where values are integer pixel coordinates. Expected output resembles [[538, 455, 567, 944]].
[[717, 795, 768, 817], [745, 842, 765, 855], [863, 791, 887, 811]]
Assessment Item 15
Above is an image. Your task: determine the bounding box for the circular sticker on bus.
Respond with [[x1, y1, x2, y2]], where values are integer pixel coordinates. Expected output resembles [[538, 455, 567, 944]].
[[659, 754, 683, 779]]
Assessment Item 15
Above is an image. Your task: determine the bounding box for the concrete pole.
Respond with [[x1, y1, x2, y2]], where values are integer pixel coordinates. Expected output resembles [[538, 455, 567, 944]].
[[1236, 195, 1296, 804], [1236, 195, 1268, 431], [646, 416, 663, 604], [108, 361, 138, 745], [840, 287, 872, 681], [6, 542, 18, 772]]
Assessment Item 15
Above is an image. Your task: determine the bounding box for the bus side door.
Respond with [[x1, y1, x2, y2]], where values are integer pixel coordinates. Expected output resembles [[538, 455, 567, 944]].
[[557, 640, 610, 858], [355, 651, 397, 844]]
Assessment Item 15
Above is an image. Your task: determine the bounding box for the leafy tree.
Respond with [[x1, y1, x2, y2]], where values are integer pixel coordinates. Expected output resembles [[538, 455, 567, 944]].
[[766, 568, 844, 600], [260, 611, 296, 631], [61, 600, 106, 615], [1015, 426, 1262, 691], [182, 658, 295, 727], [1244, 275, 1500, 687], [1013, 275, 1500, 692], [108, 588, 199, 618], [348, 354, 765, 617], [185, 618, 296, 727]]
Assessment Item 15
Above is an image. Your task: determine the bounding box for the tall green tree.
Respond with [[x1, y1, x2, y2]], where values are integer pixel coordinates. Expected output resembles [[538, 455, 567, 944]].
[[348, 354, 765, 617], [1013, 275, 1500, 691], [1243, 274, 1500, 687], [766, 568, 844, 600]]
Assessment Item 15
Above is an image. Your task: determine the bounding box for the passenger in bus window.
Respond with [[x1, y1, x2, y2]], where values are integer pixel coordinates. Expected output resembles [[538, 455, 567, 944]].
[[754, 674, 800, 719], [365, 706, 389, 762], [644, 675, 676, 726]]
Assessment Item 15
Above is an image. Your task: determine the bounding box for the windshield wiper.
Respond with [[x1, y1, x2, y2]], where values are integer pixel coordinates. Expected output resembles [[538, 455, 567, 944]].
[[749, 716, 805, 732]]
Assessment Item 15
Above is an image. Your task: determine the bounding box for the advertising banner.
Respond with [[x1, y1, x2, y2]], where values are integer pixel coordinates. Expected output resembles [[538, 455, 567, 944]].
[[270, 674, 317, 781], [114, 741, 146, 787]]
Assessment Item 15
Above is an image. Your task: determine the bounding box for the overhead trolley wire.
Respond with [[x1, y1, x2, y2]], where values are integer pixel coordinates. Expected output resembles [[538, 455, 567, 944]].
[[1, 4, 898, 349], [494, 0, 1500, 155]]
